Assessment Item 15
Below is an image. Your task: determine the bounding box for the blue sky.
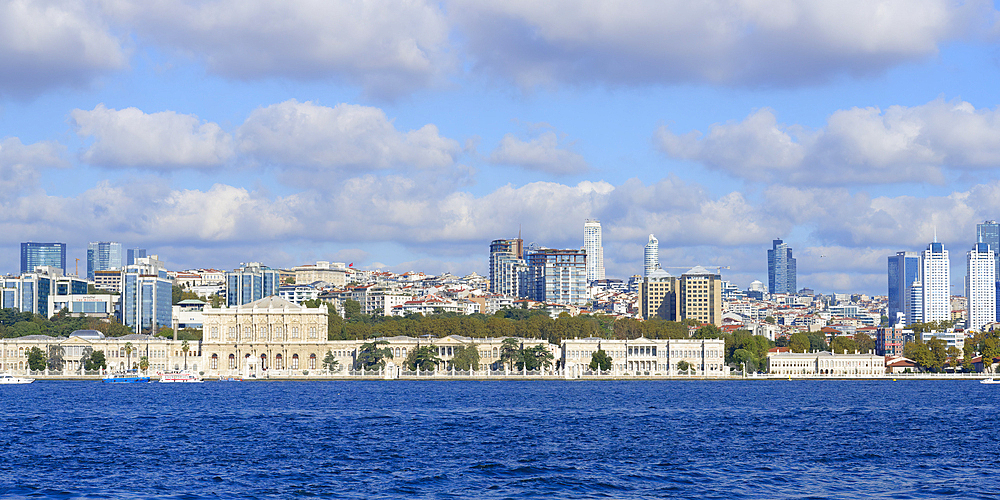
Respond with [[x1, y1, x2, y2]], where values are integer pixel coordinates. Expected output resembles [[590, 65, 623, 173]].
[[2, 0, 1000, 295]]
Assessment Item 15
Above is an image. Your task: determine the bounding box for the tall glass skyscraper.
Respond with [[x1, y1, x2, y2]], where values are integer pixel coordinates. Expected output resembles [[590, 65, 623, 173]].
[[225, 263, 280, 306], [644, 234, 659, 276], [967, 242, 996, 332], [126, 248, 147, 266], [976, 220, 1000, 320], [921, 240, 950, 323], [887, 251, 920, 326], [583, 220, 605, 282], [20, 242, 66, 273], [767, 239, 796, 295], [87, 242, 123, 280]]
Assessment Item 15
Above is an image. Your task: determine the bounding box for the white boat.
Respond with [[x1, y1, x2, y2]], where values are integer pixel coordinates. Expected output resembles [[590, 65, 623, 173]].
[[0, 373, 34, 384], [159, 371, 203, 383], [980, 378, 1000, 384]]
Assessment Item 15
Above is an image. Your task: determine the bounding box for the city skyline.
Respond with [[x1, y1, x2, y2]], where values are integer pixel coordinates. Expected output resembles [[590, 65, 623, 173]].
[[2, 2, 1000, 295]]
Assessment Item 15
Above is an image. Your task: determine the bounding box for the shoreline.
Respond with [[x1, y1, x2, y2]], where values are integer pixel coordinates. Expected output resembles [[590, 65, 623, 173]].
[[16, 374, 997, 382]]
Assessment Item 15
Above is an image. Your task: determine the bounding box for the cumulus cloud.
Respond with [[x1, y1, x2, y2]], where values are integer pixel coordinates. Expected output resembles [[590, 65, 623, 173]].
[[488, 130, 589, 175], [657, 98, 1000, 185], [449, 0, 992, 89], [0, 137, 67, 196], [0, 0, 127, 98], [71, 104, 234, 169], [236, 99, 461, 174], [102, 0, 451, 98]]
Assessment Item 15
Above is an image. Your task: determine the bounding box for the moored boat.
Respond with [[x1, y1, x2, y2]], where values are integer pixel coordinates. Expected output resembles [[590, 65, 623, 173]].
[[103, 371, 151, 383], [159, 371, 203, 383], [980, 378, 1000, 384], [0, 373, 34, 384]]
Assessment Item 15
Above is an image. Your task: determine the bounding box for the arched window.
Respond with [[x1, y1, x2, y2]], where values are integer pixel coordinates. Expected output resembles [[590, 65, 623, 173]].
[[292, 354, 299, 369], [211, 354, 218, 369], [228, 353, 236, 369], [309, 353, 316, 369], [275, 354, 283, 370], [260, 354, 268, 370]]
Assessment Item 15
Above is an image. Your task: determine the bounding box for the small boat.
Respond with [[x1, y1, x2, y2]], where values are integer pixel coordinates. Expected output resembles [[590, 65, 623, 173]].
[[0, 373, 33, 384], [980, 378, 1000, 384], [103, 370, 151, 383], [159, 371, 203, 383], [218, 375, 243, 382]]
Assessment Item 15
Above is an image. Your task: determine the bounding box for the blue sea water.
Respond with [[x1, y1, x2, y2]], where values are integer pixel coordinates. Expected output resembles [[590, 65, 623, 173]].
[[0, 380, 998, 499]]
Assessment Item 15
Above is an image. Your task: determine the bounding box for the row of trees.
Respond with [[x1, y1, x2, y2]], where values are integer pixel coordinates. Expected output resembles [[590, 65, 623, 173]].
[[902, 329, 1000, 373]]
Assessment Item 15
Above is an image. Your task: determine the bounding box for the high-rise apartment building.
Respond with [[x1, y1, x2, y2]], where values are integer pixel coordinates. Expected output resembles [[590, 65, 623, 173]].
[[767, 239, 796, 295], [87, 242, 123, 280], [126, 248, 147, 266], [121, 268, 172, 334], [887, 251, 920, 325], [225, 262, 280, 306], [526, 248, 587, 306], [644, 234, 659, 276], [921, 241, 950, 323], [966, 242, 996, 332], [20, 242, 66, 273], [638, 266, 721, 326], [489, 238, 528, 297], [583, 220, 605, 282]]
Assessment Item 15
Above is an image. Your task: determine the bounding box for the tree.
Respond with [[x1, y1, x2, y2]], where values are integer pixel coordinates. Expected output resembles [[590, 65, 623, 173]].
[[499, 337, 521, 370], [807, 334, 828, 352], [694, 324, 722, 338], [322, 350, 339, 372], [181, 340, 190, 370], [27, 347, 45, 371], [451, 344, 480, 371], [172, 285, 200, 305], [854, 332, 875, 354], [589, 349, 612, 371], [47, 344, 65, 372], [677, 360, 692, 373], [139, 356, 150, 374], [85, 350, 107, 371], [962, 341, 976, 372], [789, 332, 810, 353], [765, 316, 776, 325], [946, 345, 961, 370], [210, 294, 223, 308], [904, 340, 931, 371], [355, 340, 393, 370], [926, 338, 948, 372], [343, 299, 364, 321], [405, 344, 442, 371], [519, 345, 553, 371], [124, 342, 134, 370], [830, 336, 857, 354]]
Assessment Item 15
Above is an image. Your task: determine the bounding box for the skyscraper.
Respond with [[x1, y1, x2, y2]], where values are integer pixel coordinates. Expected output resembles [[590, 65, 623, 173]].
[[887, 251, 920, 325], [121, 266, 172, 334], [767, 239, 796, 295], [644, 234, 659, 276], [583, 220, 605, 282], [976, 220, 1000, 320], [87, 242, 123, 280], [225, 262, 280, 306], [967, 242, 996, 332], [20, 242, 66, 273], [126, 248, 147, 266], [921, 240, 950, 323]]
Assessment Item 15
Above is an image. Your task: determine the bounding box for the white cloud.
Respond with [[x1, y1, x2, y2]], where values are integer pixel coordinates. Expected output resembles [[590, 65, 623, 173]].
[[0, 0, 127, 98], [488, 130, 589, 175], [236, 99, 460, 173], [102, 0, 452, 98], [449, 0, 992, 88], [71, 104, 234, 169], [657, 98, 1000, 186], [0, 137, 67, 197]]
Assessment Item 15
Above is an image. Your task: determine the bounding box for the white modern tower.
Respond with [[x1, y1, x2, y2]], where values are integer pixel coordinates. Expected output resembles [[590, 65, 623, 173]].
[[644, 234, 659, 276], [966, 242, 996, 332], [583, 220, 605, 282], [921, 240, 950, 323]]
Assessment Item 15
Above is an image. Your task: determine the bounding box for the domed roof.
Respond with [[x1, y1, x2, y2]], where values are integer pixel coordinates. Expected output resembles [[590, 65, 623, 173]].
[[70, 330, 105, 340]]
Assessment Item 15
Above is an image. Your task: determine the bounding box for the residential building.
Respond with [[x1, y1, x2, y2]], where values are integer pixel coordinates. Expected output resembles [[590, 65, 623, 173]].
[[583, 219, 605, 282], [489, 238, 528, 297], [977, 220, 1000, 320], [906, 280, 924, 325], [639, 268, 676, 320], [644, 234, 659, 276], [20, 242, 66, 274], [967, 242, 996, 332], [887, 251, 920, 326], [876, 326, 912, 357], [920, 330, 966, 351], [768, 239, 796, 295], [86, 242, 122, 280], [292, 261, 348, 287], [678, 266, 722, 326], [526, 248, 588, 306], [278, 285, 321, 305], [172, 299, 206, 332], [225, 262, 280, 306], [921, 240, 950, 323], [94, 269, 123, 292]]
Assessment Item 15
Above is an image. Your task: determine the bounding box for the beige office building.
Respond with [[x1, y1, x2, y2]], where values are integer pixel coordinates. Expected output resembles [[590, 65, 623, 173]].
[[639, 266, 722, 326]]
